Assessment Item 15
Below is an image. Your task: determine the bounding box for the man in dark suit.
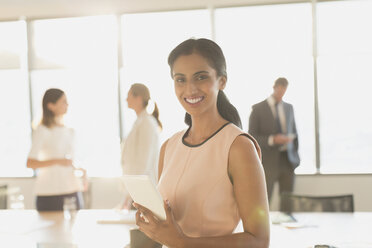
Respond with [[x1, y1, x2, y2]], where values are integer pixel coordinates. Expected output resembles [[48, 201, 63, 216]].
[[249, 77, 300, 210]]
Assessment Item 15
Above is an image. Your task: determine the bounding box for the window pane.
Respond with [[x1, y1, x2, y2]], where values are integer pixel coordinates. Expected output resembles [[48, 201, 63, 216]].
[[0, 70, 32, 177], [0, 21, 24, 69], [120, 10, 212, 142], [0, 21, 32, 177], [317, 0, 372, 173], [215, 3, 315, 173], [30, 16, 121, 177], [31, 16, 118, 69]]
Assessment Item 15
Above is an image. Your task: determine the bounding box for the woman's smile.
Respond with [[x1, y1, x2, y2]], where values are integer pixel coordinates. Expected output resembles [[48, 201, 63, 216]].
[[185, 96, 205, 105]]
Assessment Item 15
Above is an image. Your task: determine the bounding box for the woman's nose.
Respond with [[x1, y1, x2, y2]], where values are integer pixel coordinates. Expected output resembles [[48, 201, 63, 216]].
[[185, 81, 198, 94]]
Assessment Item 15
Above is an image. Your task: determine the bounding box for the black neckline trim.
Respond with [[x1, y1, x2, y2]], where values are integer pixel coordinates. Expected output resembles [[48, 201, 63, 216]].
[[182, 122, 231, 148]]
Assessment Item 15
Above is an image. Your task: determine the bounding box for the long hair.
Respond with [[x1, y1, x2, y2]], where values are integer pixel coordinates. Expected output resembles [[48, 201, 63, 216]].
[[41, 88, 65, 128], [130, 83, 162, 130], [168, 38, 242, 128]]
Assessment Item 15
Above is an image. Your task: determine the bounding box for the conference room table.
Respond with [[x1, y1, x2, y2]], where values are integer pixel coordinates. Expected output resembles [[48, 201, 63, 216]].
[[0, 209, 371, 248], [269, 212, 372, 248]]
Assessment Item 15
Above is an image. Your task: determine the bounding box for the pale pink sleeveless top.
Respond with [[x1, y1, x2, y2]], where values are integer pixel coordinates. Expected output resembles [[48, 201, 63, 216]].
[[158, 123, 260, 238]]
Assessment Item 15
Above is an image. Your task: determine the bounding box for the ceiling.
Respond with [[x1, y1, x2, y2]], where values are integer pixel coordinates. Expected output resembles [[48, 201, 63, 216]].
[[0, 0, 305, 21]]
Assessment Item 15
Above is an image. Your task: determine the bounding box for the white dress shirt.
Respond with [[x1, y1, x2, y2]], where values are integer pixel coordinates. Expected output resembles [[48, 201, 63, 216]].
[[267, 96, 288, 149], [28, 125, 83, 196]]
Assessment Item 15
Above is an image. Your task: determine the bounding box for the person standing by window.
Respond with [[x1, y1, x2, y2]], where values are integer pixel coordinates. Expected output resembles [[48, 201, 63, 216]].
[[120, 83, 162, 209], [27, 88, 85, 211], [249, 77, 300, 210]]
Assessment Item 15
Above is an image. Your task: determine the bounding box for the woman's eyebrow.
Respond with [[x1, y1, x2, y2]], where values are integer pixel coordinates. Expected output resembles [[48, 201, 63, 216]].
[[173, 72, 185, 77], [173, 71, 209, 78], [193, 71, 209, 76]]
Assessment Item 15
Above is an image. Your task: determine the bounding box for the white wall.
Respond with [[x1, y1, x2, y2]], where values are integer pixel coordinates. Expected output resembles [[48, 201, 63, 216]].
[[1, 174, 372, 211]]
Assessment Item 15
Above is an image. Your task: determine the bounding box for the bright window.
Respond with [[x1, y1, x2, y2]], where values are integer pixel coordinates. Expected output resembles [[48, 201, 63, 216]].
[[30, 16, 121, 177], [0, 21, 32, 177], [215, 3, 315, 173], [120, 10, 212, 143], [317, 0, 372, 173], [1, 1, 372, 177]]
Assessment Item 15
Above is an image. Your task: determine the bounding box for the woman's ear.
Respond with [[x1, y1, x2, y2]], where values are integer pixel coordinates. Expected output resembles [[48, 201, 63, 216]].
[[47, 102, 55, 112], [219, 76, 227, 90], [134, 95, 143, 105]]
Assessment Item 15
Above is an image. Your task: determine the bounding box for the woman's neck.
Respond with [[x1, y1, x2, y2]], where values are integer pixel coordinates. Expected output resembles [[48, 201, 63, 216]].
[[186, 112, 227, 145], [135, 107, 145, 116], [54, 116, 64, 126]]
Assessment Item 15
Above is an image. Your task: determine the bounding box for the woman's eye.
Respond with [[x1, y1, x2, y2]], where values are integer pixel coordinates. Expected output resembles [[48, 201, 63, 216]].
[[196, 75, 207, 81], [175, 78, 185, 83]]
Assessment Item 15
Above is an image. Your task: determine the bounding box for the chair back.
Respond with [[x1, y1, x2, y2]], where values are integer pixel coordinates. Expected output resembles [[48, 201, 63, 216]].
[[281, 192, 354, 213], [0, 185, 7, 209]]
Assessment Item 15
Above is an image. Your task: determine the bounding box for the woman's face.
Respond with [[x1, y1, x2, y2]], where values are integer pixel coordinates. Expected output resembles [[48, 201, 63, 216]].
[[48, 94, 68, 116], [126, 90, 141, 110], [126, 90, 135, 110], [171, 53, 226, 118]]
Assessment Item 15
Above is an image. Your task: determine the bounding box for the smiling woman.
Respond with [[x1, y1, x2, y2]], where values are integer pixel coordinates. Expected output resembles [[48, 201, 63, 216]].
[[169, 39, 242, 131], [132, 38, 270, 248], [172, 53, 224, 127]]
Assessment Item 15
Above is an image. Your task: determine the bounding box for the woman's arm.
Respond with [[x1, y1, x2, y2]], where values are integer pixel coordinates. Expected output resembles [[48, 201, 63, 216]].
[[135, 135, 270, 248], [181, 135, 270, 248], [27, 158, 73, 169]]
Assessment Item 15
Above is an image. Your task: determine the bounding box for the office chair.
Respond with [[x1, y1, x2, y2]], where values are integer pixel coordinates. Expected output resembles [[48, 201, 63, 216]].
[[281, 192, 354, 213], [0, 185, 7, 209]]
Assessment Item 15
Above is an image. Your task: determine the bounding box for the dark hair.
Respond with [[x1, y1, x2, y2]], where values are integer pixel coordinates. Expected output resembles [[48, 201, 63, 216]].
[[130, 83, 162, 129], [42, 88, 65, 128], [168, 38, 242, 128], [274, 77, 289, 87]]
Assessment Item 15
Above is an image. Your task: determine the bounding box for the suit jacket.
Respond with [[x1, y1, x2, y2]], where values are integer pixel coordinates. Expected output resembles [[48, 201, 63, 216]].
[[249, 99, 300, 172]]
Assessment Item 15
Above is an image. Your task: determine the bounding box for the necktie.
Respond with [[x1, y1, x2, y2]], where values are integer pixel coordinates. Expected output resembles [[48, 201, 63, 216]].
[[275, 102, 282, 134]]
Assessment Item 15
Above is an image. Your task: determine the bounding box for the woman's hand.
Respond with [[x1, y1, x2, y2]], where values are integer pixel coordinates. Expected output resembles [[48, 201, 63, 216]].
[[133, 200, 187, 248]]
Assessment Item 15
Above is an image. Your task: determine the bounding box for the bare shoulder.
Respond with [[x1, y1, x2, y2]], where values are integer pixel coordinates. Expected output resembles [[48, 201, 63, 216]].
[[228, 135, 262, 175], [230, 135, 259, 158]]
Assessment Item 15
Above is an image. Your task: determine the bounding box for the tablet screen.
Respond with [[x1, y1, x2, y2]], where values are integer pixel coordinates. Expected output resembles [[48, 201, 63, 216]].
[[122, 175, 166, 220]]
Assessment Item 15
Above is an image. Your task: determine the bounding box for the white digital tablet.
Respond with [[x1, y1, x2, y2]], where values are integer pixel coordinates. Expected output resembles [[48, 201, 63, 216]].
[[122, 175, 166, 221]]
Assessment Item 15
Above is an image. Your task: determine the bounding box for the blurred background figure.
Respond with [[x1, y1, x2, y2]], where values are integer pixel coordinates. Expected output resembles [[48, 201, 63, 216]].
[[249, 77, 300, 210], [120, 83, 162, 209], [27, 88, 85, 211]]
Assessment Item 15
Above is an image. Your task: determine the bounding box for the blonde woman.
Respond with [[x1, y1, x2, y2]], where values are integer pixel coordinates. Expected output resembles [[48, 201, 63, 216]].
[[27, 88, 84, 211], [121, 83, 162, 209]]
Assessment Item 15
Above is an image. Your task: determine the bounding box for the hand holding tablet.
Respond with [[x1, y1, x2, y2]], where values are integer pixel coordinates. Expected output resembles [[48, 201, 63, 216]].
[[122, 175, 166, 221]]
